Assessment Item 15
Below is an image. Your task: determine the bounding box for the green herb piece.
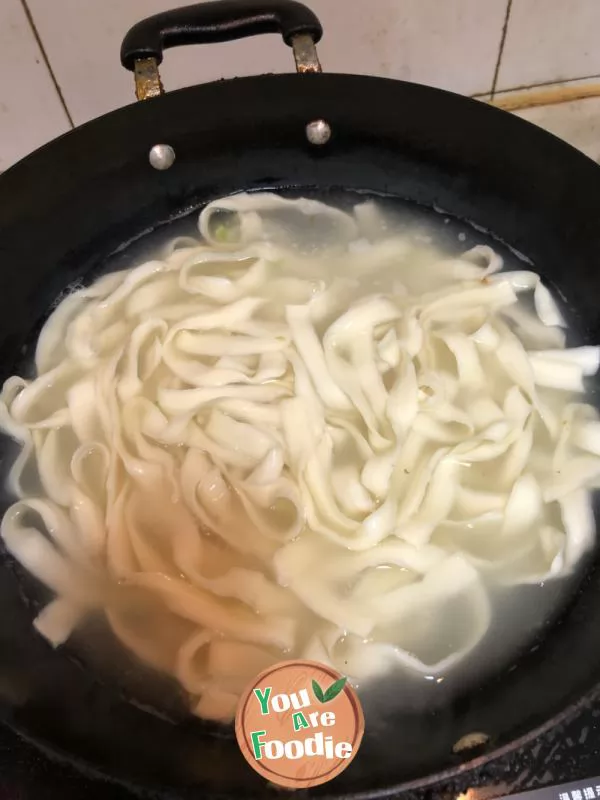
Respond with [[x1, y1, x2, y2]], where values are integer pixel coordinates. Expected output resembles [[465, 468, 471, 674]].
[[214, 224, 230, 242]]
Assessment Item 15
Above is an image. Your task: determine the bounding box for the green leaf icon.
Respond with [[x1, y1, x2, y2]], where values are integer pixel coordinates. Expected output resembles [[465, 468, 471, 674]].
[[323, 676, 347, 703], [312, 676, 347, 704], [312, 679, 325, 703]]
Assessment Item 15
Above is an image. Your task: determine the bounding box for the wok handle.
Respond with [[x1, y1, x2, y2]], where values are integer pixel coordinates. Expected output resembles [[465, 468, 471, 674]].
[[121, 0, 323, 100]]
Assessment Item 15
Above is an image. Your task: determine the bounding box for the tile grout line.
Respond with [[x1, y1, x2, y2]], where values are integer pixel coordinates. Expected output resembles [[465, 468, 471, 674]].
[[490, 0, 513, 98], [19, 0, 75, 129], [492, 72, 600, 96], [471, 72, 600, 99]]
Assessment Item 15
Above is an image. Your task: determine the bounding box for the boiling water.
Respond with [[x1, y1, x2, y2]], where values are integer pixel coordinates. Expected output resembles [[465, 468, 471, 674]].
[[1, 191, 596, 724]]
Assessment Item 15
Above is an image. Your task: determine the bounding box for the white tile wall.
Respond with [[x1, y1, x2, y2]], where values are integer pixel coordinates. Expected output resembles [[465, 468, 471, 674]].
[[498, 0, 600, 91], [4, 0, 600, 171], [0, 0, 70, 172], [25, 0, 506, 126]]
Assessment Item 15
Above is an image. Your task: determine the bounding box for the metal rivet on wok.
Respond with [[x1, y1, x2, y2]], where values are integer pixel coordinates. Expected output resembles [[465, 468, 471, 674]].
[[149, 144, 176, 170], [305, 119, 331, 146]]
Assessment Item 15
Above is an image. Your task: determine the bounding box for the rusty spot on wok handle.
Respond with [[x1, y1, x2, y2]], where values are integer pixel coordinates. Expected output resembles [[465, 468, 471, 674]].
[[134, 57, 164, 101], [291, 33, 322, 74]]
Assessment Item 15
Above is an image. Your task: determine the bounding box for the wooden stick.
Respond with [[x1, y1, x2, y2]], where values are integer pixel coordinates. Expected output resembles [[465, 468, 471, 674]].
[[490, 82, 600, 112]]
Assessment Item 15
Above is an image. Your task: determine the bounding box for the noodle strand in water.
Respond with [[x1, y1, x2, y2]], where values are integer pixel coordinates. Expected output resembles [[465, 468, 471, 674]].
[[1, 193, 599, 721]]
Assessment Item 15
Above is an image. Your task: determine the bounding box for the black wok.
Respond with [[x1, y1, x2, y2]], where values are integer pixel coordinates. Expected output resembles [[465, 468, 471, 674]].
[[1, 1, 600, 797]]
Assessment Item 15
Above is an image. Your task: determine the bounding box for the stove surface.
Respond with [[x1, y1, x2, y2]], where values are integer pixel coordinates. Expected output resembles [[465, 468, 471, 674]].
[[2, 696, 600, 800]]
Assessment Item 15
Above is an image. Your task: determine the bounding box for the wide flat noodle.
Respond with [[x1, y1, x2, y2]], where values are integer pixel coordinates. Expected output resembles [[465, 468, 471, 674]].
[[0, 192, 598, 722]]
